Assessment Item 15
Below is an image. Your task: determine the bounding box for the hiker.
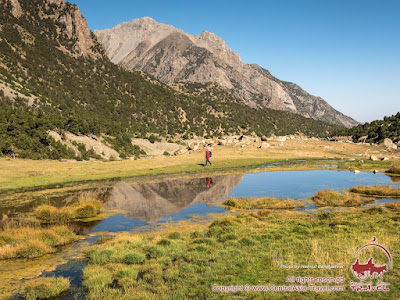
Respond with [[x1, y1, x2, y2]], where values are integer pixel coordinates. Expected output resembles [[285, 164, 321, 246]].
[[205, 146, 212, 166]]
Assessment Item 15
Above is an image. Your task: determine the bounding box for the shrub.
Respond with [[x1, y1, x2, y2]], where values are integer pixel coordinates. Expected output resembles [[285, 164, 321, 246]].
[[23, 277, 70, 300]]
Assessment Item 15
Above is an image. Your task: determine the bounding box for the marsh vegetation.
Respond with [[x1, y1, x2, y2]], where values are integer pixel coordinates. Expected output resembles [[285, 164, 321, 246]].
[[35, 200, 103, 223], [349, 185, 400, 197], [81, 207, 400, 299], [22, 277, 70, 300], [0, 225, 76, 259]]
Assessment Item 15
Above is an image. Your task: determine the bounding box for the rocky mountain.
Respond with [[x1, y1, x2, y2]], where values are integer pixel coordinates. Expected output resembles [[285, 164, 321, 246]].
[[0, 0, 344, 160], [95, 17, 358, 128]]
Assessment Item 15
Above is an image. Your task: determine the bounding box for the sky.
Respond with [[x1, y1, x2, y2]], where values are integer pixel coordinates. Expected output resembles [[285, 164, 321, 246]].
[[69, 0, 400, 123]]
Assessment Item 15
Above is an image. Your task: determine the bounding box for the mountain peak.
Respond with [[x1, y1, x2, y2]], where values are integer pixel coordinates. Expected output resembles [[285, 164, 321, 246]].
[[95, 19, 358, 127]]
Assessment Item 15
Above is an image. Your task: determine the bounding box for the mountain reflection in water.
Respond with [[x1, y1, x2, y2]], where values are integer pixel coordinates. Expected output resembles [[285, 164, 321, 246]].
[[105, 175, 243, 222]]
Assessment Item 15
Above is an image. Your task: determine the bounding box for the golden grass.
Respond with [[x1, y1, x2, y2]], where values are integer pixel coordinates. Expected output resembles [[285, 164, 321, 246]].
[[0, 140, 391, 191], [23, 277, 70, 300], [312, 190, 374, 207], [388, 162, 400, 174], [349, 185, 400, 197], [35, 200, 103, 222], [385, 201, 400, 210], [0, 225, 76, 259], [223, 197, 301, 210]]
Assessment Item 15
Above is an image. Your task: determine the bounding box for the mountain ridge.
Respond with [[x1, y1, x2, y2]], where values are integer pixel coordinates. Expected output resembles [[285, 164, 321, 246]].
[[95, 17, 358, 128], [0, 0, 344, 159]]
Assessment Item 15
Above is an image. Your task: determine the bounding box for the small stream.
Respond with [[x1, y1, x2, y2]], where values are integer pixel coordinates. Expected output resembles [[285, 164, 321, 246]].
[[2, 170, 399, 299]]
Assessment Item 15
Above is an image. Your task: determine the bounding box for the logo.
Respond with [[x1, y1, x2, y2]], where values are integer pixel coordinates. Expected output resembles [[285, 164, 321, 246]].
[[350, 237, 392, 292]]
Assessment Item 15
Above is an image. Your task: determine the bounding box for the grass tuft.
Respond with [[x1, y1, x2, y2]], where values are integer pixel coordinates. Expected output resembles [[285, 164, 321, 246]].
[[223, 197, 299, 210], [35, 200, 103, 222], [22, 277, 70, 300], [0, 225, 76, 259], [388, 163, 400, 175], [312, 190, 374, 207], [349, 185, 400, 197], [385, 201, 400, 210]]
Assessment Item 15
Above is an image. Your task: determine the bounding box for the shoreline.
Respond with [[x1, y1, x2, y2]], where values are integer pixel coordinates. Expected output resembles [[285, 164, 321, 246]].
[[0, 141, 397, 193]]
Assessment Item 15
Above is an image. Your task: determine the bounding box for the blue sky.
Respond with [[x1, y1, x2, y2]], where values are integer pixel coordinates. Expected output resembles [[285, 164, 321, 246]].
[[69, 0, 400, 123]]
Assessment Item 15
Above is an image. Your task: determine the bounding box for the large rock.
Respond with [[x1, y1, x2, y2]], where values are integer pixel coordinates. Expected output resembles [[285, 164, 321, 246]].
[[259, 142, 270, 149], [370, 155, 379, 161], [383, 138, 397, 150]]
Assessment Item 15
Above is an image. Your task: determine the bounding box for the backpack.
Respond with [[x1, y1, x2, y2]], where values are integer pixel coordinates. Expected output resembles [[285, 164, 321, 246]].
[[209, 151, 212, 158]]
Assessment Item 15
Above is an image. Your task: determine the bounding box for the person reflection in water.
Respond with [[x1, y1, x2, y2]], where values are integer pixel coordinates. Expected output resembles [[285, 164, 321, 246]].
[[206, 177, 213, 187]]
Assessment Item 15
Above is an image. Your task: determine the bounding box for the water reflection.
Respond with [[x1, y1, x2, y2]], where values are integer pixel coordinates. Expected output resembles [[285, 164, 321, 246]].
[[229, 170, 400, 199], [0, 170, 399, 233], [105, 175, 243, 222]]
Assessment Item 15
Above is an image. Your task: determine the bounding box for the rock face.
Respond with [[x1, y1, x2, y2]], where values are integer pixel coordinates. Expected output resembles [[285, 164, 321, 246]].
[[1, 0, 102, 58], [95, 17, 358, 128]]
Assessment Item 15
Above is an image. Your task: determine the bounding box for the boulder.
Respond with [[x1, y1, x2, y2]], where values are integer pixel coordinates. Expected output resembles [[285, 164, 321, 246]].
[[383, 138, 397, 150], [370, 155, 379, 161], [382, 157, 390, 161], [261, 136, 268, 142], [276, 136, 287, 142], [259, 142, 271, 149]]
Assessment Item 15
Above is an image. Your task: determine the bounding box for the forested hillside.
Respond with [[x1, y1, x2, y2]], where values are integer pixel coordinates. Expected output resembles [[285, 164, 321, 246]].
[[337, 112, 400, 144], [0, 0, 342, 159]]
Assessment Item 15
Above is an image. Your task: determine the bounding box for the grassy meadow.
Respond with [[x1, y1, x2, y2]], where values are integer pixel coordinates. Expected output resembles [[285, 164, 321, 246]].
[[82, 206, 400, 299], [0, 140, 397, 192]]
